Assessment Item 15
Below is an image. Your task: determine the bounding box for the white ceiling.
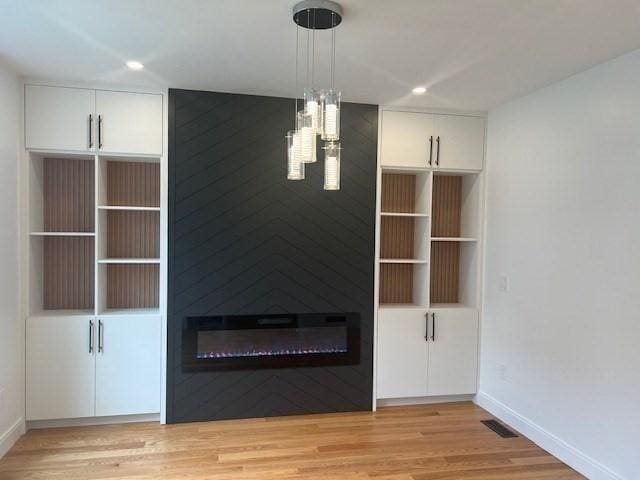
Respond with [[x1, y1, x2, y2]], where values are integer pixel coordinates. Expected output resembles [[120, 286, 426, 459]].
[[2, 0, 640, 111]]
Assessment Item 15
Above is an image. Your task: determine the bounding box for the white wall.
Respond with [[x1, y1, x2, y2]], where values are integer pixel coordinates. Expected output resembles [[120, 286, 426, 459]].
[[481, 49, 640, 480], [0, 62, 23, 457]]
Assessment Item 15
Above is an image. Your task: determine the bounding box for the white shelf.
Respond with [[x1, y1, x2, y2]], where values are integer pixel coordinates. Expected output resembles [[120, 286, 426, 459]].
[[429, 303, 477, 309], [433, 168, 482, 175], [98, 258, 160, 264], [99, 308, 160, 316], [98, 153, 160, 163], [30, 231, 95, 237], [381, 212, 429, 217], [98, 206, 160, 211], [379, 303, 428, 310], [30, 309, 95, 318], [380, 258, 428, 264], [27, 149, 95, 161], [431, 237, 477, 242], [381, 165, 430, 173]]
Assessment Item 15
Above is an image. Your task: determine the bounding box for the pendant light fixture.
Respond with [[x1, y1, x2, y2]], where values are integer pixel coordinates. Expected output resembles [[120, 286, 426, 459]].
[[286, 0, 342, 190]]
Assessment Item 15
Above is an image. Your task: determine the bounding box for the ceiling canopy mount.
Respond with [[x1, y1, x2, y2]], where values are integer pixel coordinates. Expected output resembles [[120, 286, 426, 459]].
[[292, 0, 343, 29]]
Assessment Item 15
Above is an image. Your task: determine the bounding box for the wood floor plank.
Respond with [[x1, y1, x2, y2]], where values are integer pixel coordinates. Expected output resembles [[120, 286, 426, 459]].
[[0, 402, 584, 480]]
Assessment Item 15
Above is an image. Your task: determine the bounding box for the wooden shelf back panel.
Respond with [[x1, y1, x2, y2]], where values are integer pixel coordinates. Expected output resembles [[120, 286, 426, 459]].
[[381, 216, 415, 259], [430, 241, 459, 303], [107, 161, 160, 207], [107, 211, 160, 258], [43, 237, 94, 310], [43, 158, 95, 232], [432, 175, 462, 237], [380, 263, 413, 304], [107, 264, 159, 309], [381, 174, 416, 213]]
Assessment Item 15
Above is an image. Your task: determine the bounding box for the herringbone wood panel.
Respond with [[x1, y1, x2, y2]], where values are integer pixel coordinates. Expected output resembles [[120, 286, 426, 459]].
[[168, 89, 377, 423]]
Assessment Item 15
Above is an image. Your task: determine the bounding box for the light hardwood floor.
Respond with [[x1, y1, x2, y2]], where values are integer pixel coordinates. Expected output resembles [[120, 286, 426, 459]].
[[0, 402, 584, 479]]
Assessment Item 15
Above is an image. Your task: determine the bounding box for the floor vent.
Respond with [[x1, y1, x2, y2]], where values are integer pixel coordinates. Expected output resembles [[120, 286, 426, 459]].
[[481, 419, 518, 438]]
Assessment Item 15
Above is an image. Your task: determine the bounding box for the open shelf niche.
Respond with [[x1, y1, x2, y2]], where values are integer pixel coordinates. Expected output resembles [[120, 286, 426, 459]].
[[430, 172, 481, 307], [379, 168, 431, 306], [28, 153, 96, 315], [96, 158, 161, 314]]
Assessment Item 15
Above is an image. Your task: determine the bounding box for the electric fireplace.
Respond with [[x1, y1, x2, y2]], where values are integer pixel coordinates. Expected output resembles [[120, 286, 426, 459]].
[[182, 313, 360, 372]]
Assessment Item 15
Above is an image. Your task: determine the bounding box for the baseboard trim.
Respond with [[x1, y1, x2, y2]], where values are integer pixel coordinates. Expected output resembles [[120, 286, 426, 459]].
[[27, 413, 159, 430], [0, 417, 26, 458], [377, 394, 474, 407], [475, 391, 624, 480]]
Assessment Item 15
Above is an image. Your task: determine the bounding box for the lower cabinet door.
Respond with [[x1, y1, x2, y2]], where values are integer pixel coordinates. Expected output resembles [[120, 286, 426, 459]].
[[95, 315, 161, 416], [427, 308, 479, 396], [377, 308, 429, 399], [27, 316, 96, 420]]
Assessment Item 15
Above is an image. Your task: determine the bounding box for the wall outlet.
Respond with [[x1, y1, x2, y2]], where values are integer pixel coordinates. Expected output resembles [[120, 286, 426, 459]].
[[498, 364, 508, 381], [499, 274, 509, 292]]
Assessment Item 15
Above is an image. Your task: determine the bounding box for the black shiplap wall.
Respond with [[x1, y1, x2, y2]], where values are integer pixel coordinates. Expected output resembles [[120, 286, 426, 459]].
[[167, 89, 377, 423]]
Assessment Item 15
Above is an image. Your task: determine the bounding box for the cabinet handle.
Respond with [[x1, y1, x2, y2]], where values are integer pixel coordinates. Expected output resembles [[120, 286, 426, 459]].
[[435, 136, 440, 166], [88, 114, 93, 149], [89, 320, 94, 353], [98, 320, 104, 353], [425, 312, 429, 341], [98, 115, 103, 149], [428, 136, 433, 166], [431, 312, 436, 341]]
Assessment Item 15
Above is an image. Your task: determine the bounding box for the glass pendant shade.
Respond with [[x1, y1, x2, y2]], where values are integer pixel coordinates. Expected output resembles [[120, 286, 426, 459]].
[[297, 110, 316, 163], [286, 1, 343, 185], [323, 141, 340, 190], [286, 130, 304, 180], [321, 90, 341, 141], [304, 88, 322, 134]]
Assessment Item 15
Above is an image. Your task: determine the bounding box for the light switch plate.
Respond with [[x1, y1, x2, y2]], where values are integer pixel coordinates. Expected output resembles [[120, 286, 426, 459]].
[[499, 274, 509, 292]]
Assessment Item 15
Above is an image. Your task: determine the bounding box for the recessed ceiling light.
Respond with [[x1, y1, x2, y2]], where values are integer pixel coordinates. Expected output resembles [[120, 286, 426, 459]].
[[126, 60, 144, 71], [412, 86, 427, 95]]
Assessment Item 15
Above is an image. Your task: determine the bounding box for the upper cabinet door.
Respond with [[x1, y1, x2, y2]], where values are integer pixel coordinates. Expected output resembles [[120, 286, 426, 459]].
[[96, 90, 163, 156], [380, 111, 435, 168], [377, 308, 429, 399], [26, 316, 96, 420], [427, 308, 479, 396], [25, 85, 95, 152], [433, 115, 485, 170], [95, 315, 161, 416]]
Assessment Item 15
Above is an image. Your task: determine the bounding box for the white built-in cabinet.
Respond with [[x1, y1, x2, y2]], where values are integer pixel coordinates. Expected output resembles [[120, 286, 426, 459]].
[[376, 108, 484, 401], [25, 86, 96, 152], [95, 315, 161, 417], [24, 84, 164, 421], [379, 110, 484, 170], [95, 90, 163, 155], [379, 111, 435, 170], [27, 314, 161, 420], [25, 84, 162, 156], [426, 308, 478, 395], [377, 309, 428, 398], [377, 308, 478, 399], [26, 315, 97, 420]]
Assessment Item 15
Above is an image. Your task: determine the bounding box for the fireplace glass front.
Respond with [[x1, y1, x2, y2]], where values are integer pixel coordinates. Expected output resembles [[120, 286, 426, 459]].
[[182, 313, 360, 371]]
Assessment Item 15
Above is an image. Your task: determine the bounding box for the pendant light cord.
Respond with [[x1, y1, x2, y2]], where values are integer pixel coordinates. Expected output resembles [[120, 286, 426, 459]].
[[306, 9, 310, 89], [312, 9, 316, 88], [331, 11, 336, 90], [295, 22, 299, 124]]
